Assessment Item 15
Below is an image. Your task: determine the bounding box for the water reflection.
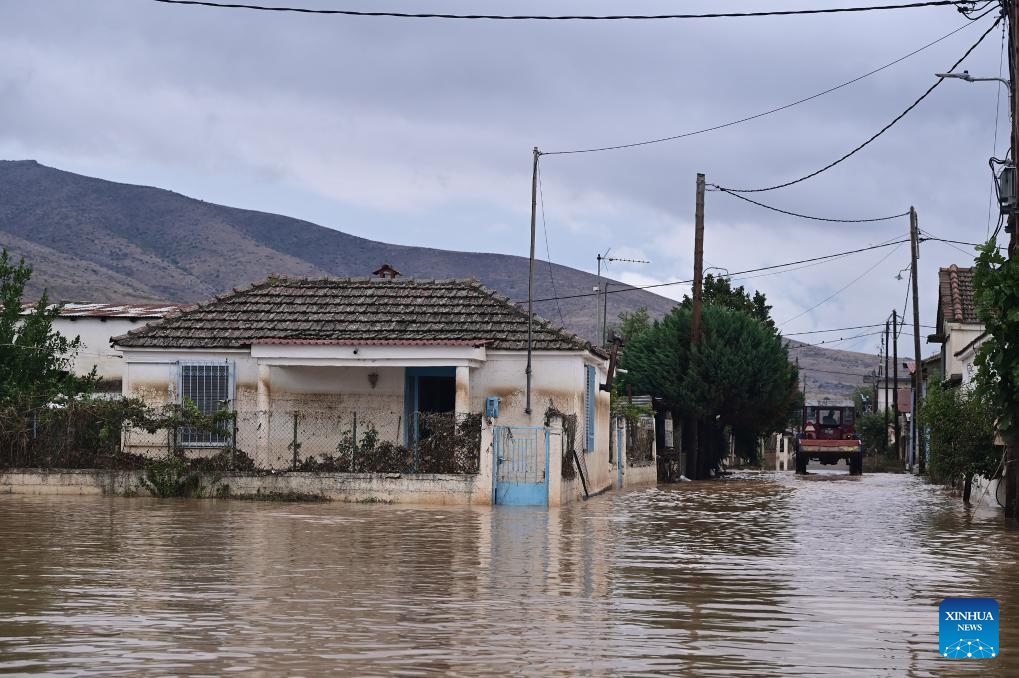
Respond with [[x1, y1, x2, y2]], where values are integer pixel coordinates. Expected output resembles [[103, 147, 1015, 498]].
[[1, 471, 1018, 676]]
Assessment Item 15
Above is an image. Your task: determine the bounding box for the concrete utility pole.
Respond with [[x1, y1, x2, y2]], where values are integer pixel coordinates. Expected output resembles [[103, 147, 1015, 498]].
[[892, 309, 900, 462], [909, 207, 925, 473], [690, 173, 706, 480], [525, 147, 539, 415]]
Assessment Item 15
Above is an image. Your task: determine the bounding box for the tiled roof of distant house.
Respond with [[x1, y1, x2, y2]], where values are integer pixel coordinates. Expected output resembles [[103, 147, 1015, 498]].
[[21, 302, 185, 319], [937, 265, 979, 325], [113, 276, 605, 355]]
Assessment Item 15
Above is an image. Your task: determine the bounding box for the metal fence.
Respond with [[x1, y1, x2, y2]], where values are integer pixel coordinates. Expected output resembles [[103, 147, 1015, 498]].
[[1, 403, 482, 475], [626, 416, 655, 467]]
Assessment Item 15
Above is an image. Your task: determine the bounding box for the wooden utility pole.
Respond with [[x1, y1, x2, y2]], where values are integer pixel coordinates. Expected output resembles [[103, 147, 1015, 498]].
[[525, 147, 539, 415], [1004, 0, 1019, 518], [892, 309, 900, 462], [884, 321, 890, 450], [909, 207, 925, 473], [689, 173, 706, 480]]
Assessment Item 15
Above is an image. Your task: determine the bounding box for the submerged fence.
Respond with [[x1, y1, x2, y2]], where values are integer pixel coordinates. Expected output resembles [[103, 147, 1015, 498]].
[[1, 401, 482, 475], [626, 417, 655, 467]]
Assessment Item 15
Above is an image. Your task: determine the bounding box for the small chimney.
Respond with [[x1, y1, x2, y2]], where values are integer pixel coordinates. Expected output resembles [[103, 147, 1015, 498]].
[[372, 263, 402, 279]]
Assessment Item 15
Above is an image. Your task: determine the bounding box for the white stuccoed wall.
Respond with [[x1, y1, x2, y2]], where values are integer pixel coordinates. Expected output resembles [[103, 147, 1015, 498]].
[[117, 344, 614, 505]]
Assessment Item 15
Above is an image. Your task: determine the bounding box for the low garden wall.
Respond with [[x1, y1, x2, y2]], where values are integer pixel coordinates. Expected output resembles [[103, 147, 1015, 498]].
[[1, 469, 491, 505]]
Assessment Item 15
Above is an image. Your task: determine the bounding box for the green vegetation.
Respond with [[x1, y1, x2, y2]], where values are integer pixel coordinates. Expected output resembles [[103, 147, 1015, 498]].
[[620, 283, 797, 474], [921, 381, 999, 503], [0, 249, 95, 407], [856, 410, 891, 457]]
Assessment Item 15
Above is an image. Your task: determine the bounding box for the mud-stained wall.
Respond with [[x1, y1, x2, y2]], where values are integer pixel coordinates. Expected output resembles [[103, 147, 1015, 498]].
[[0, 469, 492, 505], [471, 351, 612, 502], [122, 352, 252, 456], [251, 365, 408, 465]]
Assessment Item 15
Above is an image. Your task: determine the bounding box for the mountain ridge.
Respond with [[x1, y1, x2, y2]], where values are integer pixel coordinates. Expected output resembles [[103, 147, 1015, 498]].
[[0, 159, 876, 398]]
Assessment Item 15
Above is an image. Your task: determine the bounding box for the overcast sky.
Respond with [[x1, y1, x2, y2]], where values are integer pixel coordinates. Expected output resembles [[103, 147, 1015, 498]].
[[0, 0, 1009, 358]]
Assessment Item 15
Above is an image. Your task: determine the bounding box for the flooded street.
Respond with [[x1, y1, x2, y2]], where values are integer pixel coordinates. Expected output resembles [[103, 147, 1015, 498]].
[[2, 471, 1018, 676]]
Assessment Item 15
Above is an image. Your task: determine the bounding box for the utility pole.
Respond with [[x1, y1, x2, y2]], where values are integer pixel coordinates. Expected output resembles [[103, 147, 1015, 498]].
[[893, 309, 900, 463], [1005, 0, 1019, 518], [689, 173, 706, 480], [525, 147, 539, 415], [884, 320, 890, 450], [910, 207, 925, 473]]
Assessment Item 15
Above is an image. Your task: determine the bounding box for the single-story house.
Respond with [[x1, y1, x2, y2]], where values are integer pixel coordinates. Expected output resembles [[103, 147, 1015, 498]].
[[21, 302, 183, 390], [927, 264, 984, 385], [111, 275, 615, 505]]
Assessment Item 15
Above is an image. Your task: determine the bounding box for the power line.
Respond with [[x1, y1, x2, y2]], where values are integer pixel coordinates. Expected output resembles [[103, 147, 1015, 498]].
[[151, 0, 973, 21], [987, 21, 1007, 238], [719, 13, 1002, 193], [783, 322, 934, 336], [710, 186, 911, 222], [779, 244, 905, 326], [787, 330, 885, 351], [536, 162, 565, 327], [524, 238, 909, 303], [543, 17, 981, 156]]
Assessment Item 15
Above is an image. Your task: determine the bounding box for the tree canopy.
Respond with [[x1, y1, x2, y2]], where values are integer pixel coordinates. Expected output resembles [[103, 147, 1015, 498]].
[[621, 303, 798, 459], [921, 381, 999, 501], [682, 274, 775, 331], [0, 249, 90, 407]]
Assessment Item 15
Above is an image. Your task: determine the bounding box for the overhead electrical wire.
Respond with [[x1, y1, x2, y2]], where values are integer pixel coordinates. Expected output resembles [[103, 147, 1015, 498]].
[[542, 17, 983, 156], [150, 0, 974, 21], [779, 243, 904, 327], [536, 162, 566, 327], [786, 330, 885, 350], [524, 238, 909, 303], [987, 21, 1007, 237], [718, 12, 1002, 193], [710, 186, 911, 222], [783, 322, 933, 336]]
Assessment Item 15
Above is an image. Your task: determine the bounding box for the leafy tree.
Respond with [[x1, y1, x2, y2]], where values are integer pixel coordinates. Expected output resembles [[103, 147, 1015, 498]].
[[850, 385, 874, 414], [0, 249, 92, 406], [973, 240, 1019, 432], [621, 303, 798, 470], [614, 306, 652, 343], [921, 381, 999, 503], [682, 274, 775, 331], [856, 410, 890, 456]]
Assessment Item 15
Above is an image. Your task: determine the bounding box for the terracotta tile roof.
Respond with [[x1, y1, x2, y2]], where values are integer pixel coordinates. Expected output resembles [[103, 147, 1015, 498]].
[[112, 276, 605, 355], [21, 302, 185, 319], [937, 265, 979, 325]]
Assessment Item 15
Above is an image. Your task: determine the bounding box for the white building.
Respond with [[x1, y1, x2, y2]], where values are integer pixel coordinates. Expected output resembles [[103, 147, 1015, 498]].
[[112, 276, 625, 506], [22, 302, 182, 389]]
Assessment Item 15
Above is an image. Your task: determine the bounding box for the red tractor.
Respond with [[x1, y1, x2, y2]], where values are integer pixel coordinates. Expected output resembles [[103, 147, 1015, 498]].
[[795, 402, 863, 475]]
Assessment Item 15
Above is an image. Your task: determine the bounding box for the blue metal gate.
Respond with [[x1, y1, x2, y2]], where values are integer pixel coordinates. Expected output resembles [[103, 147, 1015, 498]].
[[493, 426, 550, 506], [616, 423, 625, 488]]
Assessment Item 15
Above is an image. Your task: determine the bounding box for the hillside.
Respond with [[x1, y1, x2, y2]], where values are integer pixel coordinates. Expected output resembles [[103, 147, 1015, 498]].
[[0, 159, 876, 397], [0, 160, 678, 338]]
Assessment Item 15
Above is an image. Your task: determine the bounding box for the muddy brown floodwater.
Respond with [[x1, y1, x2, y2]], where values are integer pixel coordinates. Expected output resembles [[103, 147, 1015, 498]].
[[2, 470, 1018, 676]]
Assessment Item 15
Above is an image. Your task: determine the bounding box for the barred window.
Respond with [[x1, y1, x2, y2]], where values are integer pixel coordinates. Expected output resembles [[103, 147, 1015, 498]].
[[178, 361, 233, 446]]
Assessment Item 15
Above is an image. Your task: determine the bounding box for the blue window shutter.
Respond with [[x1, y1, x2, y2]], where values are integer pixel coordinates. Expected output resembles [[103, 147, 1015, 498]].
[[586, 364, 596, 451]]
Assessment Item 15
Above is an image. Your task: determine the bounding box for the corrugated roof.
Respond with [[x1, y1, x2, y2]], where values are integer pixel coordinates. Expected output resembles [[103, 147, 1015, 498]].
[[113, 276, 605, 356], [21, 302, 185, 319], [937, 265, 979, 325]]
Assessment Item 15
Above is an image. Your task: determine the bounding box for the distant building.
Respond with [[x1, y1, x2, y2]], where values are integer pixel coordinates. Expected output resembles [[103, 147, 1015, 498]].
[[927, 264, 983, 385], [21, 302, 183, 390]]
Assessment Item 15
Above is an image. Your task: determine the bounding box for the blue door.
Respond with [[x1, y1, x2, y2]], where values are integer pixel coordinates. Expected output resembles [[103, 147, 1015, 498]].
[[493, 426, 550, 506]]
